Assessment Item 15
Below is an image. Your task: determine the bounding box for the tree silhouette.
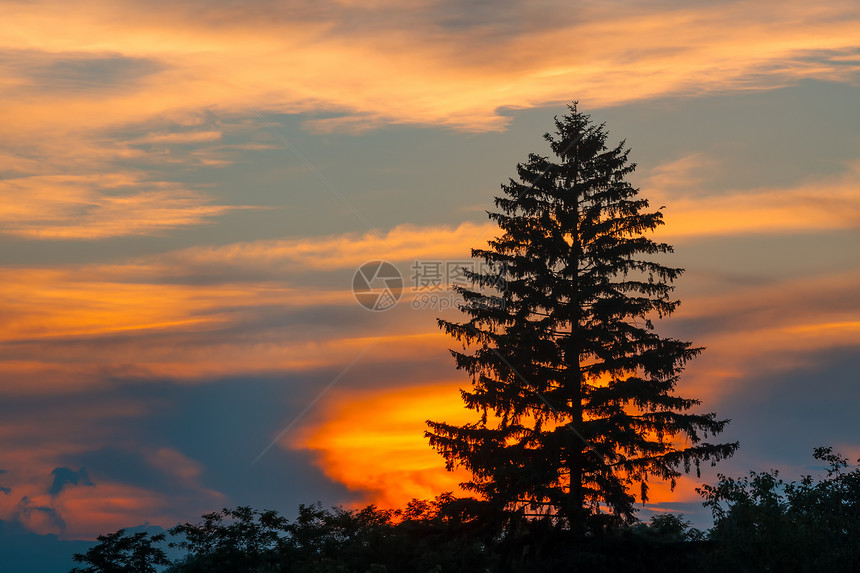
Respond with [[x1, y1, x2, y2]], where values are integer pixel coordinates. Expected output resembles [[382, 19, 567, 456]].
[[70, 529, 168, 573], [426, 103, 737, 533], [168, 506, 287, 572], [698, 447, 860, 571]]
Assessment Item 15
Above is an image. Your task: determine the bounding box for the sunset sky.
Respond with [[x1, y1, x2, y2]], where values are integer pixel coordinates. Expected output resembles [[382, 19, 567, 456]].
[[1, 0, 859, 565]]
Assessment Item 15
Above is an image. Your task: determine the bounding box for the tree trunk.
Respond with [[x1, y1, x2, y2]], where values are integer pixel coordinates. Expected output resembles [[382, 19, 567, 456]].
[[567, 143, 586, 535]]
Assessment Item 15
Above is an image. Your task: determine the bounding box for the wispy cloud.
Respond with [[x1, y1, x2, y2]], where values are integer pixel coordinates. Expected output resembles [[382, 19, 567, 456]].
[[2, 201, 856, 395], [647, 157, 860, 237], [0, 395, 223, 538], [1, 0, 858, 139], [144, 220, 495, 274], [671, 269, 860, 402], [0, 174, 243, 239], [2, 0, 857, 242]]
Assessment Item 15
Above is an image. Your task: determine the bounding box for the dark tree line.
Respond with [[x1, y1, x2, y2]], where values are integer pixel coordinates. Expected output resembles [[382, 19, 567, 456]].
[[72, 496, 494, 573], [70, 449, 860, 573], [698, 447, 860, 572]]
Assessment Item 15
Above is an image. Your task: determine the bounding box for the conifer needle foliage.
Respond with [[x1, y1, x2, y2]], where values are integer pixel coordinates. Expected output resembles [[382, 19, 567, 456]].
[[426, 103, 738, 531]]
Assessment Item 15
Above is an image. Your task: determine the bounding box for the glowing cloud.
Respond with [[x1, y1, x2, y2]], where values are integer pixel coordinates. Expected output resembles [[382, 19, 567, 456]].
[[1, 0, 858, 136], [2, 0, 858, 242], [647, 157, 860, 237], [146, 220, 496, 272], [289, 383, 474, 508], [0, 174, 241, 239]]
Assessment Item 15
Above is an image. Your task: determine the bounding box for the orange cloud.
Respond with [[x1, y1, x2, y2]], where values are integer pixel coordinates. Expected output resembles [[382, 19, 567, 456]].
[[51, 447, 224, 539], [0, 461, 224, 539], [0, 256, 461, 394], [647, 158, 860, 237], [289, 382, 474, 509], [0, 391, 222, 538], [290, 382, 725, 513], [663, 269, 860, 403], [0, 217, 503, 394], [148, 220, 494, 272], [2, 1, 857, 241], [0, 0, 858, 144], [9, 1, 860, 128], [0, 174, 242, 239], [2, 212, 856, 398]]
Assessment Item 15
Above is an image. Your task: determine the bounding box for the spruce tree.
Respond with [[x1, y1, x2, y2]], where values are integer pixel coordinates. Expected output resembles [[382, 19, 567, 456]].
[[426, 103, 738, 531]]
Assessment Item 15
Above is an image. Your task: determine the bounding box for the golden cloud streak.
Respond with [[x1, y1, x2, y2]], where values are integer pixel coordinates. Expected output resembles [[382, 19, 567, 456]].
[[0, 174, 241, 239], [0, 260, 457, 394], [0, 0, 857, 139], [1, 1, 857, 239], [648, 157, 860, 237], [150, 221, 495, 271], [1, 206, 856, 396], [666, 270, 860, 402]]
